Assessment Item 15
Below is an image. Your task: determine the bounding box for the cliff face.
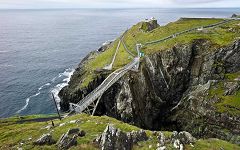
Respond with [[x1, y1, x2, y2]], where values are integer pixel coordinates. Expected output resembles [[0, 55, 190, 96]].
[[172, 40, 240, 145], [59, 39, 240, 145]]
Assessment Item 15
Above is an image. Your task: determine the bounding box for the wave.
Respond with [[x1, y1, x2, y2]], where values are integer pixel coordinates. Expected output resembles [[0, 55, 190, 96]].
[[16, 68, 74, 114], [0, 64, 15, 68], [0, 51, 9, 53], [16, 82, 52, 114], [38, 83, 51, 91], [16, 81, 51, 114], [16, 92, 41, 114], [51, 68, 74, 109]]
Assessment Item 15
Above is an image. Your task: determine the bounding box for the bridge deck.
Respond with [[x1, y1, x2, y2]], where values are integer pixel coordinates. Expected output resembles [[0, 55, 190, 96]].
[[69, 18, 238, 115]]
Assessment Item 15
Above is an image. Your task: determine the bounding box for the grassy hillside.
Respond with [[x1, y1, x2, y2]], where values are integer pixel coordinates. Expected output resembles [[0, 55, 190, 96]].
[[79, 18, 240, 89], [208, 71, 240, 116], [0, 114, 239, 150]]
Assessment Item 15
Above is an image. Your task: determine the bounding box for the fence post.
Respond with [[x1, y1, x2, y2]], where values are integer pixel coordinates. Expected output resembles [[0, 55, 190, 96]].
[[51, 93, 61, 120]]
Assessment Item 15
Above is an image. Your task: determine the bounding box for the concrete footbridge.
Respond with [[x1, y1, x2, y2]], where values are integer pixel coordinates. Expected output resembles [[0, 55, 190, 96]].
[[69, 35, 141, 115], [68, 17, 237, 116], [69, 56, 140, 115]]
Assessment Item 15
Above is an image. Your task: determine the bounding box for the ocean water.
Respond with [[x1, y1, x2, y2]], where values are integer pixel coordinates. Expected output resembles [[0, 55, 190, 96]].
[[0, 8, 240, 118]]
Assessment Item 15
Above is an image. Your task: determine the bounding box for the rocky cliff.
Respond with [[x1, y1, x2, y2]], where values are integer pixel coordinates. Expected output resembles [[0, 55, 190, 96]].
[[59, 18, 240, 145]]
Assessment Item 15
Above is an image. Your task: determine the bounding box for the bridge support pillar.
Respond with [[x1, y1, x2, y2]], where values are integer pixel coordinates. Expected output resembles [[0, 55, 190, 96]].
[[92, 94, 102, 116]]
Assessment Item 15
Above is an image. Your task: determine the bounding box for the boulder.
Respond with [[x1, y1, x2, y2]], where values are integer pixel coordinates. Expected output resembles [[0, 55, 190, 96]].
[[94, 125, 133, 150], [152, 131, 158, 136], [57, 133, 77, 150], [67, 128, 80, 135], [173, 139, 181, 149], [78, 130, 86, 137], [97, 41, 113, 52], [171, 131, 179, 141], [157, 132, 166, 146], [130, 129, 148, 144], [178, 131, 196, 144], [170, 131, 196, 149], [156, 146, 166, 150], [171, 131, 196, 144], [33, 133, 55, 145]]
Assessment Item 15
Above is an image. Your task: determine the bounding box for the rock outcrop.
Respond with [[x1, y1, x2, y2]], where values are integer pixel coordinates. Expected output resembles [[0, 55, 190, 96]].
[[171, 131, 196, 145], [154, 131, 196, 149], [93, 125, 133, 150], [232, 14, 240, 18], [140, 17, 159, 32], [130, 129, 148, 144], [58, 134, 77, 150], [57, 128, 85, 149], [33, 134, 55, 145], [94, 125, 149, 150], [157, 132, 166, 147]]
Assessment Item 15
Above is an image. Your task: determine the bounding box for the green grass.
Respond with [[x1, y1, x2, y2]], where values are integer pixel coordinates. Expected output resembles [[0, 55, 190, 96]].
[[0, 114, 141, 150], [79, 40, 118, 88], [216, 90, 240, 116], [113, 44, 132, 69], [208, 81, 225, 97], [77, 18, 240, 89], [186, 138, 240, 150], [225, 72, 240, 81], [1, 114, 239, 150], [208, 76, 240, 116]]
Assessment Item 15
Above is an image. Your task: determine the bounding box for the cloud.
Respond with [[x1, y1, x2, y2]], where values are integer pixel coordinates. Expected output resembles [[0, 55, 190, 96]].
[[0, 0, 239, 9], [172, 0, 223, 3]]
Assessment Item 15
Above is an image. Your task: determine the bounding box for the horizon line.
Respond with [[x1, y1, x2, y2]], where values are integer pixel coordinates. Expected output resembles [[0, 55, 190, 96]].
[[0, 7, 240, 10]]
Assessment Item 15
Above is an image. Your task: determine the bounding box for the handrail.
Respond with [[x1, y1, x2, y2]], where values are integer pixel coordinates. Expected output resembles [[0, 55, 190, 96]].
[[71, 58, 139, 113], [68, 18, 238, 114], [144, 19, 233, 46]]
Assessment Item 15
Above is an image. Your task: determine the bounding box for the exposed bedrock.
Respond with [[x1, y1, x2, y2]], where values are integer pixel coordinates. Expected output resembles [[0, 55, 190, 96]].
[[59, 39, 240, 145]]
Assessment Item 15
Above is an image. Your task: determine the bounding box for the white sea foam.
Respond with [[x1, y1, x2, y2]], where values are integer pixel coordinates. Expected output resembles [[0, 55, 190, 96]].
[[102, 40, 113, 46], [16, 92, 40, 114], [16, 68, 74, 114], [51, 68, 74, 109], [38, 83, 51, 91], [16, 82, 51, 114]]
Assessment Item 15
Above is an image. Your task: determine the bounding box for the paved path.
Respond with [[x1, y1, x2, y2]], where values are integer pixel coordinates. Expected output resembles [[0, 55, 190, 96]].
[[144, 18, 235, 46], [103, 34, 124, 70]]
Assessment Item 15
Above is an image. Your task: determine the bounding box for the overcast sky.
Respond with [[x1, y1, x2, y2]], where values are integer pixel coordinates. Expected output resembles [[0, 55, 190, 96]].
[[0, 0, 240, 9]]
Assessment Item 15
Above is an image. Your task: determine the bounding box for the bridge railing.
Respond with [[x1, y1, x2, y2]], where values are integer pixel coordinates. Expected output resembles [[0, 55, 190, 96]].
[[70, 58, 139, 113], [144, 19, 233, 46], [74, 67, 124, 106], [69, 18, 236, 114]]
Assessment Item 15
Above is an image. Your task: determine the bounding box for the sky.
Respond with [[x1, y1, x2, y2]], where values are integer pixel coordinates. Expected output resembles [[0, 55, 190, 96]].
[[0, 0, 240, 9]]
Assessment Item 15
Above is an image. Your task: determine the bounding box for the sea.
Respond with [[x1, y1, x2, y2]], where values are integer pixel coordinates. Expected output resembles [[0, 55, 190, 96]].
[[0, 8, 239, 118]]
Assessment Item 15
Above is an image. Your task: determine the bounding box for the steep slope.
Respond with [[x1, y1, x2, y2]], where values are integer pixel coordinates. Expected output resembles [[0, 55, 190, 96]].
[[59, 17, 240, 145]]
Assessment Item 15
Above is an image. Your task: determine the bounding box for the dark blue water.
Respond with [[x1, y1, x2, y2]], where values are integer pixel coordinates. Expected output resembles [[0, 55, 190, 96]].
[[0, 8, 239, 118]]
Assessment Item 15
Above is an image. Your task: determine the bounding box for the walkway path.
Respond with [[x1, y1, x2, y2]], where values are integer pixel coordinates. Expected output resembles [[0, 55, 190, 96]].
[[68, 18, 238, 115], [144, 18, 234, 46], [69, 57, 139, 114]]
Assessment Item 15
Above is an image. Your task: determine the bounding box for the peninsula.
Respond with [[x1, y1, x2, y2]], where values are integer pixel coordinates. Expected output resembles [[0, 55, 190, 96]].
[[1, 16, 240, 150]]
